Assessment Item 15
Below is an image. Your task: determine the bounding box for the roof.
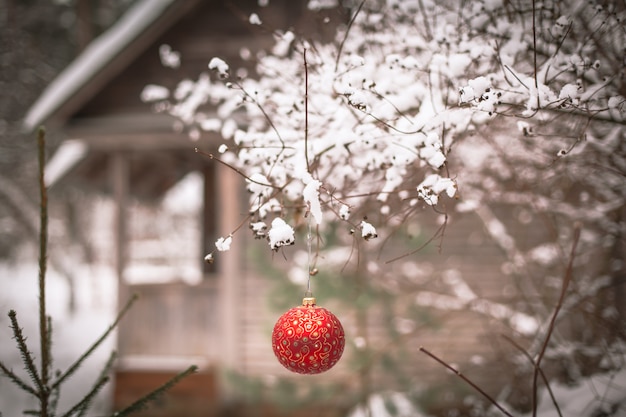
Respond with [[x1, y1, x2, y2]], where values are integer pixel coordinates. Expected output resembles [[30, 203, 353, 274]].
[[23, 0, 198, 132]]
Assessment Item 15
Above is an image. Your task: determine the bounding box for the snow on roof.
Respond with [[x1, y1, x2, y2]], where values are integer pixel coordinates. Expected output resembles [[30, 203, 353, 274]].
[[44, 139, 88, 187], [23, 0, 177, 132]]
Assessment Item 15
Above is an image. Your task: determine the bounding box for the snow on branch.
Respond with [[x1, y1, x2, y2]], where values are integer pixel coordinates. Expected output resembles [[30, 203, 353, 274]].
[[146, 0, 626, 264]]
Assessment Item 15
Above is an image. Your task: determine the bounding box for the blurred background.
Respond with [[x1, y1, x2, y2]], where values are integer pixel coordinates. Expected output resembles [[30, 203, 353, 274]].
[[1, 1, 625, 417]]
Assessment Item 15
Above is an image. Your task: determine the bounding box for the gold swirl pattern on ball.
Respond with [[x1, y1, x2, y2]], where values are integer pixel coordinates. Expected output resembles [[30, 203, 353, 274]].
[[272, 305, 345, 374]]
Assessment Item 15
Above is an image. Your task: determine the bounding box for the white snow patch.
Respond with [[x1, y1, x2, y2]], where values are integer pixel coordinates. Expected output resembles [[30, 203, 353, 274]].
[[302, 174, 322, 225], [159, 44, 180, 68], [208, 57, 229, 76], [140, 84, 170, 102], [417, 174, 457, 206], [268, 217, 295, 250], [215, 235, 233, 252], [249, 13, 262, 25], [44, 139, 88, 187], [360, 220, 378, 240], [339, 204, 350, 220]]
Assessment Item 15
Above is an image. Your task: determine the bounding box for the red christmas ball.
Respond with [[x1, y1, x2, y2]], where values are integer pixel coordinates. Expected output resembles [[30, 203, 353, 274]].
[[272, 297, 345, 374]]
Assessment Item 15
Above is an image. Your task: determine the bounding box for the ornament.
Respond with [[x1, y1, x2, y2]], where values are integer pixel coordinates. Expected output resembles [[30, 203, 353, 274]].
[[272, 296, 345, 374]]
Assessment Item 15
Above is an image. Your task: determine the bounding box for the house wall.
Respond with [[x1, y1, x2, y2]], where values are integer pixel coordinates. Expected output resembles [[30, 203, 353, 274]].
[[46, 0, 607, 414]]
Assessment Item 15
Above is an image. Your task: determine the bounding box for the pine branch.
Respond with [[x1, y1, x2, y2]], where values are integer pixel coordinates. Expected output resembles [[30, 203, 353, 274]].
[[52, 294, 138, 390], [49, 382, 61, 417], [37, 127, 50, 397], [45, 315, 54, 389], [34, 126, 52, 417], [95, 351, 118, 388], [111, 365, 198, 417], [60, 375, 110, 417], [75, 351, 118, 417], [0, 360, 38, 396], [8, 310, 44, 393]]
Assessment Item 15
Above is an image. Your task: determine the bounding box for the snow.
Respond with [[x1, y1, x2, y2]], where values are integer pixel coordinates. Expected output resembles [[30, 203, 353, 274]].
[[416, 174, 457, 206], [302, 175, 322, 225], [272, 31, 295, 57], [339, 204, 350, 220], [208, 57, 229, 76], [360, 220, 378, 240], [249, 13, 262, 25], [0, 262, 117, 416], [140, 84, 170, 102], [307, 0, 339, 10], [347, 392, 423, 417], [608, 95, 625, 111], [246, 172, 272, 203], [267, 217, 295, 250], [559, 83, 580, 101], [159, 44, 180, 68], [23, 0, 177, 131], [215, 235, 233, 252], [520, 364, 626, 417], [43, 139, 88, 187], [199, 117, 222, 132], [345, 365, 626, 417], [250, 221, 267, 237]]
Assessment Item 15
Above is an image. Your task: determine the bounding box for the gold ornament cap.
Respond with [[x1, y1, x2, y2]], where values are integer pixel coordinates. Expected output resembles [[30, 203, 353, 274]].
[[302, 297, 316, 307]]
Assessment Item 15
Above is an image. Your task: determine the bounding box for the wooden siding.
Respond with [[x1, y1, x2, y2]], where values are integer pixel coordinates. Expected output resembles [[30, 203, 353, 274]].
[[113, 369, 218, 417], [233, 207, 540, 404], [41, 0, 602, 413], [117, 282, 219, 358]]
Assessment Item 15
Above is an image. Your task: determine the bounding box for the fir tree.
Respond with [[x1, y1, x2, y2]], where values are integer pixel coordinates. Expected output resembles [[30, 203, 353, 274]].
[[0, 128, 197, 417]]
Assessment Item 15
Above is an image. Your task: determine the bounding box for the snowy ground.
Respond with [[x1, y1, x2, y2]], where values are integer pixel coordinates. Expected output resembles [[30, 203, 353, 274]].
[[520, 366, 626, 417], [0, 260, 117, 416], [346, 366, 626, 417], [3, 261, 625, 417]]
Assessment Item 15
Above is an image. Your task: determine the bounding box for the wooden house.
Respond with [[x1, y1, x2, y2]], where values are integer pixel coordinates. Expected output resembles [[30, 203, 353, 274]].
[[23, 1, 345, 416], [24, 1, 620, 416]]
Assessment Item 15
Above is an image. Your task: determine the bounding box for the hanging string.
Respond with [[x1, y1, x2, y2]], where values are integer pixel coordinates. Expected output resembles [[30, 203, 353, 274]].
[[305, 211, 313, 298]]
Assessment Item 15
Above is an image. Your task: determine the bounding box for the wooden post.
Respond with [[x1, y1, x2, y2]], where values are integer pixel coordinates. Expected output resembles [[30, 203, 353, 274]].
[[216, 163, 241, 379], [111, 152, 129, 315]]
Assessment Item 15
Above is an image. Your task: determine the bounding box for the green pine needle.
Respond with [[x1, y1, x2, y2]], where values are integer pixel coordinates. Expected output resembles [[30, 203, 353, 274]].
[[111, 365, 198, 417], [8, 310, 44, 392], [0, 360, 37, 396], [60, 376, 110, 417], [52, 294, 138, 390]]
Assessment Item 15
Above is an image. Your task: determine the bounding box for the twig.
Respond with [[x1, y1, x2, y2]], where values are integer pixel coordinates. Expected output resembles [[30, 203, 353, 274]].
[[334, 0, 366, 72], [501, 334, 563, 417], [194, 149, 279, 189], [419, 347, 514, 417], [417, 0, 433, 41], [385, 213, 448, 263], [532, 224, 581, 417], [304, 48, 311, 173], [419, 346, 513, 417], [531, 0, 539, 111]]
